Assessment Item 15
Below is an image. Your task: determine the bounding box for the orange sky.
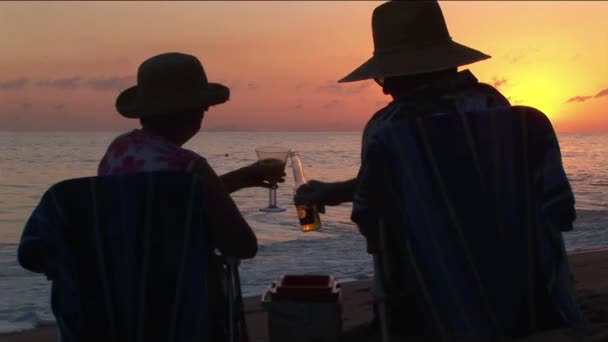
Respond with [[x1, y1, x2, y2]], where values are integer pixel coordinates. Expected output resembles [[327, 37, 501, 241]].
[[0, 1, 606, 132]]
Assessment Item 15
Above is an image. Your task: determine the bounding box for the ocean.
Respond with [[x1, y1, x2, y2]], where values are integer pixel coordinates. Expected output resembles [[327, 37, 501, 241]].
[[0, 131, 607, 333]]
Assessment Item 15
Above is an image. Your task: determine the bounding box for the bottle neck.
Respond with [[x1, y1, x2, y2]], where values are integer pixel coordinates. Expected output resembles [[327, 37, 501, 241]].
[[290, 152, 306, 187]]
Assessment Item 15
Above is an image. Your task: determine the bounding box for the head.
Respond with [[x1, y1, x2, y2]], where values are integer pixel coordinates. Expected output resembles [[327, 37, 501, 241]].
[[376, 67, 458, 97], [115, 52, 229, 144], [338, 1, 490, 85], [139, 106, 208, 146]]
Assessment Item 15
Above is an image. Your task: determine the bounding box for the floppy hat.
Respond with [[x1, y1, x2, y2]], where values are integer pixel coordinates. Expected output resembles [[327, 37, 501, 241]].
[[116, 52, 229, 118], [339, 1, 491, 83]]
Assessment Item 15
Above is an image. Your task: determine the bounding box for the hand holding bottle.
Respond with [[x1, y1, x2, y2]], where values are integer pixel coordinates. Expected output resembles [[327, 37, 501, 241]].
[[290, 151, 322, 232]]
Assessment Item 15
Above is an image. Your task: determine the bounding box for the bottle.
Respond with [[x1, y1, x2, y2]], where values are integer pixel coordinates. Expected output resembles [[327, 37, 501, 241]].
[[290, 151, 322, 232]]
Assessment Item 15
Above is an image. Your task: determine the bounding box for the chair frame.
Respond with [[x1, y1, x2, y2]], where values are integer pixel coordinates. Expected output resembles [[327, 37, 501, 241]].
[[372, 219, 391, 342], [223, 257, 250, 342]]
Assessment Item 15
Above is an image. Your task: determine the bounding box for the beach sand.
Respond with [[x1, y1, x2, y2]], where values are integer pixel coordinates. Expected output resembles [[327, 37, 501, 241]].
[[2, 249, 608, 342]]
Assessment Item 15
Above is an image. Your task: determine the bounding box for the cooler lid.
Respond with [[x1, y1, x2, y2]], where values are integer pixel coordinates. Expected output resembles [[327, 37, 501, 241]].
[[269, 275, 341, 302]]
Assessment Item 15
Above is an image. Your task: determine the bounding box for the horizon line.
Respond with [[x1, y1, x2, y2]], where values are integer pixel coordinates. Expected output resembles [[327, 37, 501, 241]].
[[1, 129, 608, 134]]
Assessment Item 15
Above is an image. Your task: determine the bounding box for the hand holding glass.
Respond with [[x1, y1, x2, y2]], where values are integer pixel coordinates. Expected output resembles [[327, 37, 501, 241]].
[[255, 146, 290, 212]]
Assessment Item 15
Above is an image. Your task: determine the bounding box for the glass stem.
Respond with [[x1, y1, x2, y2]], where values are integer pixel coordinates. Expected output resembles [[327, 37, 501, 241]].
[[269, 184, 278, 208]]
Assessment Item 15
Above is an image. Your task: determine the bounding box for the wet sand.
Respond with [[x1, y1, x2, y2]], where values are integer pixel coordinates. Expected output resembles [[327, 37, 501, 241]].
[[1, 249, 608, 342]]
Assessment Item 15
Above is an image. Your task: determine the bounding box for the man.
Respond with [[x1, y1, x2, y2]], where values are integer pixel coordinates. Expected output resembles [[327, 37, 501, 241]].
[[296, 1, 510, 216], [297, 1, 583, 340]]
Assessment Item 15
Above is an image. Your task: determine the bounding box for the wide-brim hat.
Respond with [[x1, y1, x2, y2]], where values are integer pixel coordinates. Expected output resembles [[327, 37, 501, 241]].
[[116, 52, 229, 118], [339, 1, 491, 83]]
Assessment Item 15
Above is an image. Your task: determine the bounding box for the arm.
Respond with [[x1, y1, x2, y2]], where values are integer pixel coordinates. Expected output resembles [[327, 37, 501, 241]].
[[18, 191, 56, 277], [220, 167, 255, 194], [295, 178, 357, 208], [529, 107, 576, 231], [219, 161, 286, 194], [325, 179, 358, 204], [193, 160, 258, 259], [351, 134, 385, 253]]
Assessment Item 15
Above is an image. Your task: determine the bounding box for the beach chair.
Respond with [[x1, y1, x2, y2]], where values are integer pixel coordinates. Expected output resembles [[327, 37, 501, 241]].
[[365, 106, 584, 341], [18, 172, 249, 342], [371, 220, 391, 342]]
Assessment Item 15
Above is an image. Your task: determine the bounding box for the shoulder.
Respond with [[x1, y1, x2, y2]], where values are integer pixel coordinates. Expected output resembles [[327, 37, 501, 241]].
[[190, 156, 211, 174], [364, 101, 406, 136], [471, 104, 552, 126], [103, 129, 151, 155], [510, 105, 555, 133], [105, 129, 136, 148], [473, 83, 511, 107], [484, 105, 557, 146], [494, 105, 552, 126], [446, 82, 511, 112]]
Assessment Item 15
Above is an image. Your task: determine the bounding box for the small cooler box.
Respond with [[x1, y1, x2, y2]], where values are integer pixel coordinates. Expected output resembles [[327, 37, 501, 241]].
[[261, 275, 343, 342]]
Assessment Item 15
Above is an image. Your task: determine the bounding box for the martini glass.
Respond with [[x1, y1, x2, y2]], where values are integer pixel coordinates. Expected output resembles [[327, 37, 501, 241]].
[[255, 146, 290, 212]]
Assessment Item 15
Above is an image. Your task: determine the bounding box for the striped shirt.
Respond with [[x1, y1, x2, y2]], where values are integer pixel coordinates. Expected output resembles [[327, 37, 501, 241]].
[[352, 73, 574, 236], [354, 70, 512, 236], [351, 71, 580, 338]]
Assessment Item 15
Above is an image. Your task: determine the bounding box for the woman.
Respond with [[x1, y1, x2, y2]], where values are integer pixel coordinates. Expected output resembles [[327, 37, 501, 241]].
[[99, 52, 283, 258], [98, 52, 282, 340]]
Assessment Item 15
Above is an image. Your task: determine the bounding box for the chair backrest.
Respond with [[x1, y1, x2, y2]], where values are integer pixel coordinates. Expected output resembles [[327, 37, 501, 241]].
[[19, 172, 209, 342], [372, 106, 583, 340]]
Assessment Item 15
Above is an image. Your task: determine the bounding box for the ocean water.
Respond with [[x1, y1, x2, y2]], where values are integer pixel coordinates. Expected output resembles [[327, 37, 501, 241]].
[[0, 131, 607, 333]]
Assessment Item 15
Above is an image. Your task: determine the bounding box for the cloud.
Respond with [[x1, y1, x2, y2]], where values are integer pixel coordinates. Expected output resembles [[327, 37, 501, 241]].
[[316, 80, 373, 94], [246, 82, 261, 91], [86, 75, 134, 91], [594, 88, 608, 99], [215, 79, 261, 91], [53, 103, 66, 112], [491, 77, 507, 88], [37, 77, 81, 90], [504, 46, 541, 65], [0, 78, 28, 90], [322, 99, 341, 111], [565, 96, 592, 103], [294, 97, 304, 110], [294, 82, 307, 90], [564, 86, 608, 104], [19, 102, 33, 110], [345, 81, 373, 94], [316, 81, 341, 92]]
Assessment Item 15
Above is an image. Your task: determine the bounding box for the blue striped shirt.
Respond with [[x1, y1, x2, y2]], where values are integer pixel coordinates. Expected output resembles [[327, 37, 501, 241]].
[[351, 71, 580, 339]]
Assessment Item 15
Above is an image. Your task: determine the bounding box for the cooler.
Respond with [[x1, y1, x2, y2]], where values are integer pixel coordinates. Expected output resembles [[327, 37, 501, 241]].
[[261, 275, 343, 342]]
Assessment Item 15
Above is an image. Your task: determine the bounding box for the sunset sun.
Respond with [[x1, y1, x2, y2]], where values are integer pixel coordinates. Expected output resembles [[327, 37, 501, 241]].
[[501, 67, 566, 121]]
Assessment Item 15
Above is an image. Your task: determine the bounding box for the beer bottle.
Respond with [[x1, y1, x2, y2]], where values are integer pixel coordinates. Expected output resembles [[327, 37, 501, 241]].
[[290, 151, 322, 232]]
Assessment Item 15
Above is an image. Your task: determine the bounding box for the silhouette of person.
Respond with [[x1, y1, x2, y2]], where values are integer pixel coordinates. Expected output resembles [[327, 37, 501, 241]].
[[100, 52, 284, 340], [296, 1, 582, 339], [102, 52, 285, 258]]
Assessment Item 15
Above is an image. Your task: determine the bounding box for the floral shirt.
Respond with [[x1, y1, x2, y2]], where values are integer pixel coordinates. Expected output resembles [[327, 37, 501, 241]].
[[98, 129, 203, 175]]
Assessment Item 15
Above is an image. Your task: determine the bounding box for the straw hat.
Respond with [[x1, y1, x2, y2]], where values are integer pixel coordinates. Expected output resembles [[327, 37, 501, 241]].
[[339, 1, 491, 83], [116, 52, 229, 118]]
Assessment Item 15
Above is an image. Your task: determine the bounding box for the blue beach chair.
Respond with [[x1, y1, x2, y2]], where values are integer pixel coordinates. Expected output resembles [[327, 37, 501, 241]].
[[361, 105, 585, 341], [18, 172, 248, 342]]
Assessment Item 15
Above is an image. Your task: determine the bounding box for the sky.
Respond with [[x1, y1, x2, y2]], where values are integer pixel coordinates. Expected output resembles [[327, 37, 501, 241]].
[[0, 1, 607, 132]]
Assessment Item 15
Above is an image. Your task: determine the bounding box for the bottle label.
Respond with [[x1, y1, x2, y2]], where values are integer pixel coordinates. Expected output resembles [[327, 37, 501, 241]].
[[297, 205, 315, 225]]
